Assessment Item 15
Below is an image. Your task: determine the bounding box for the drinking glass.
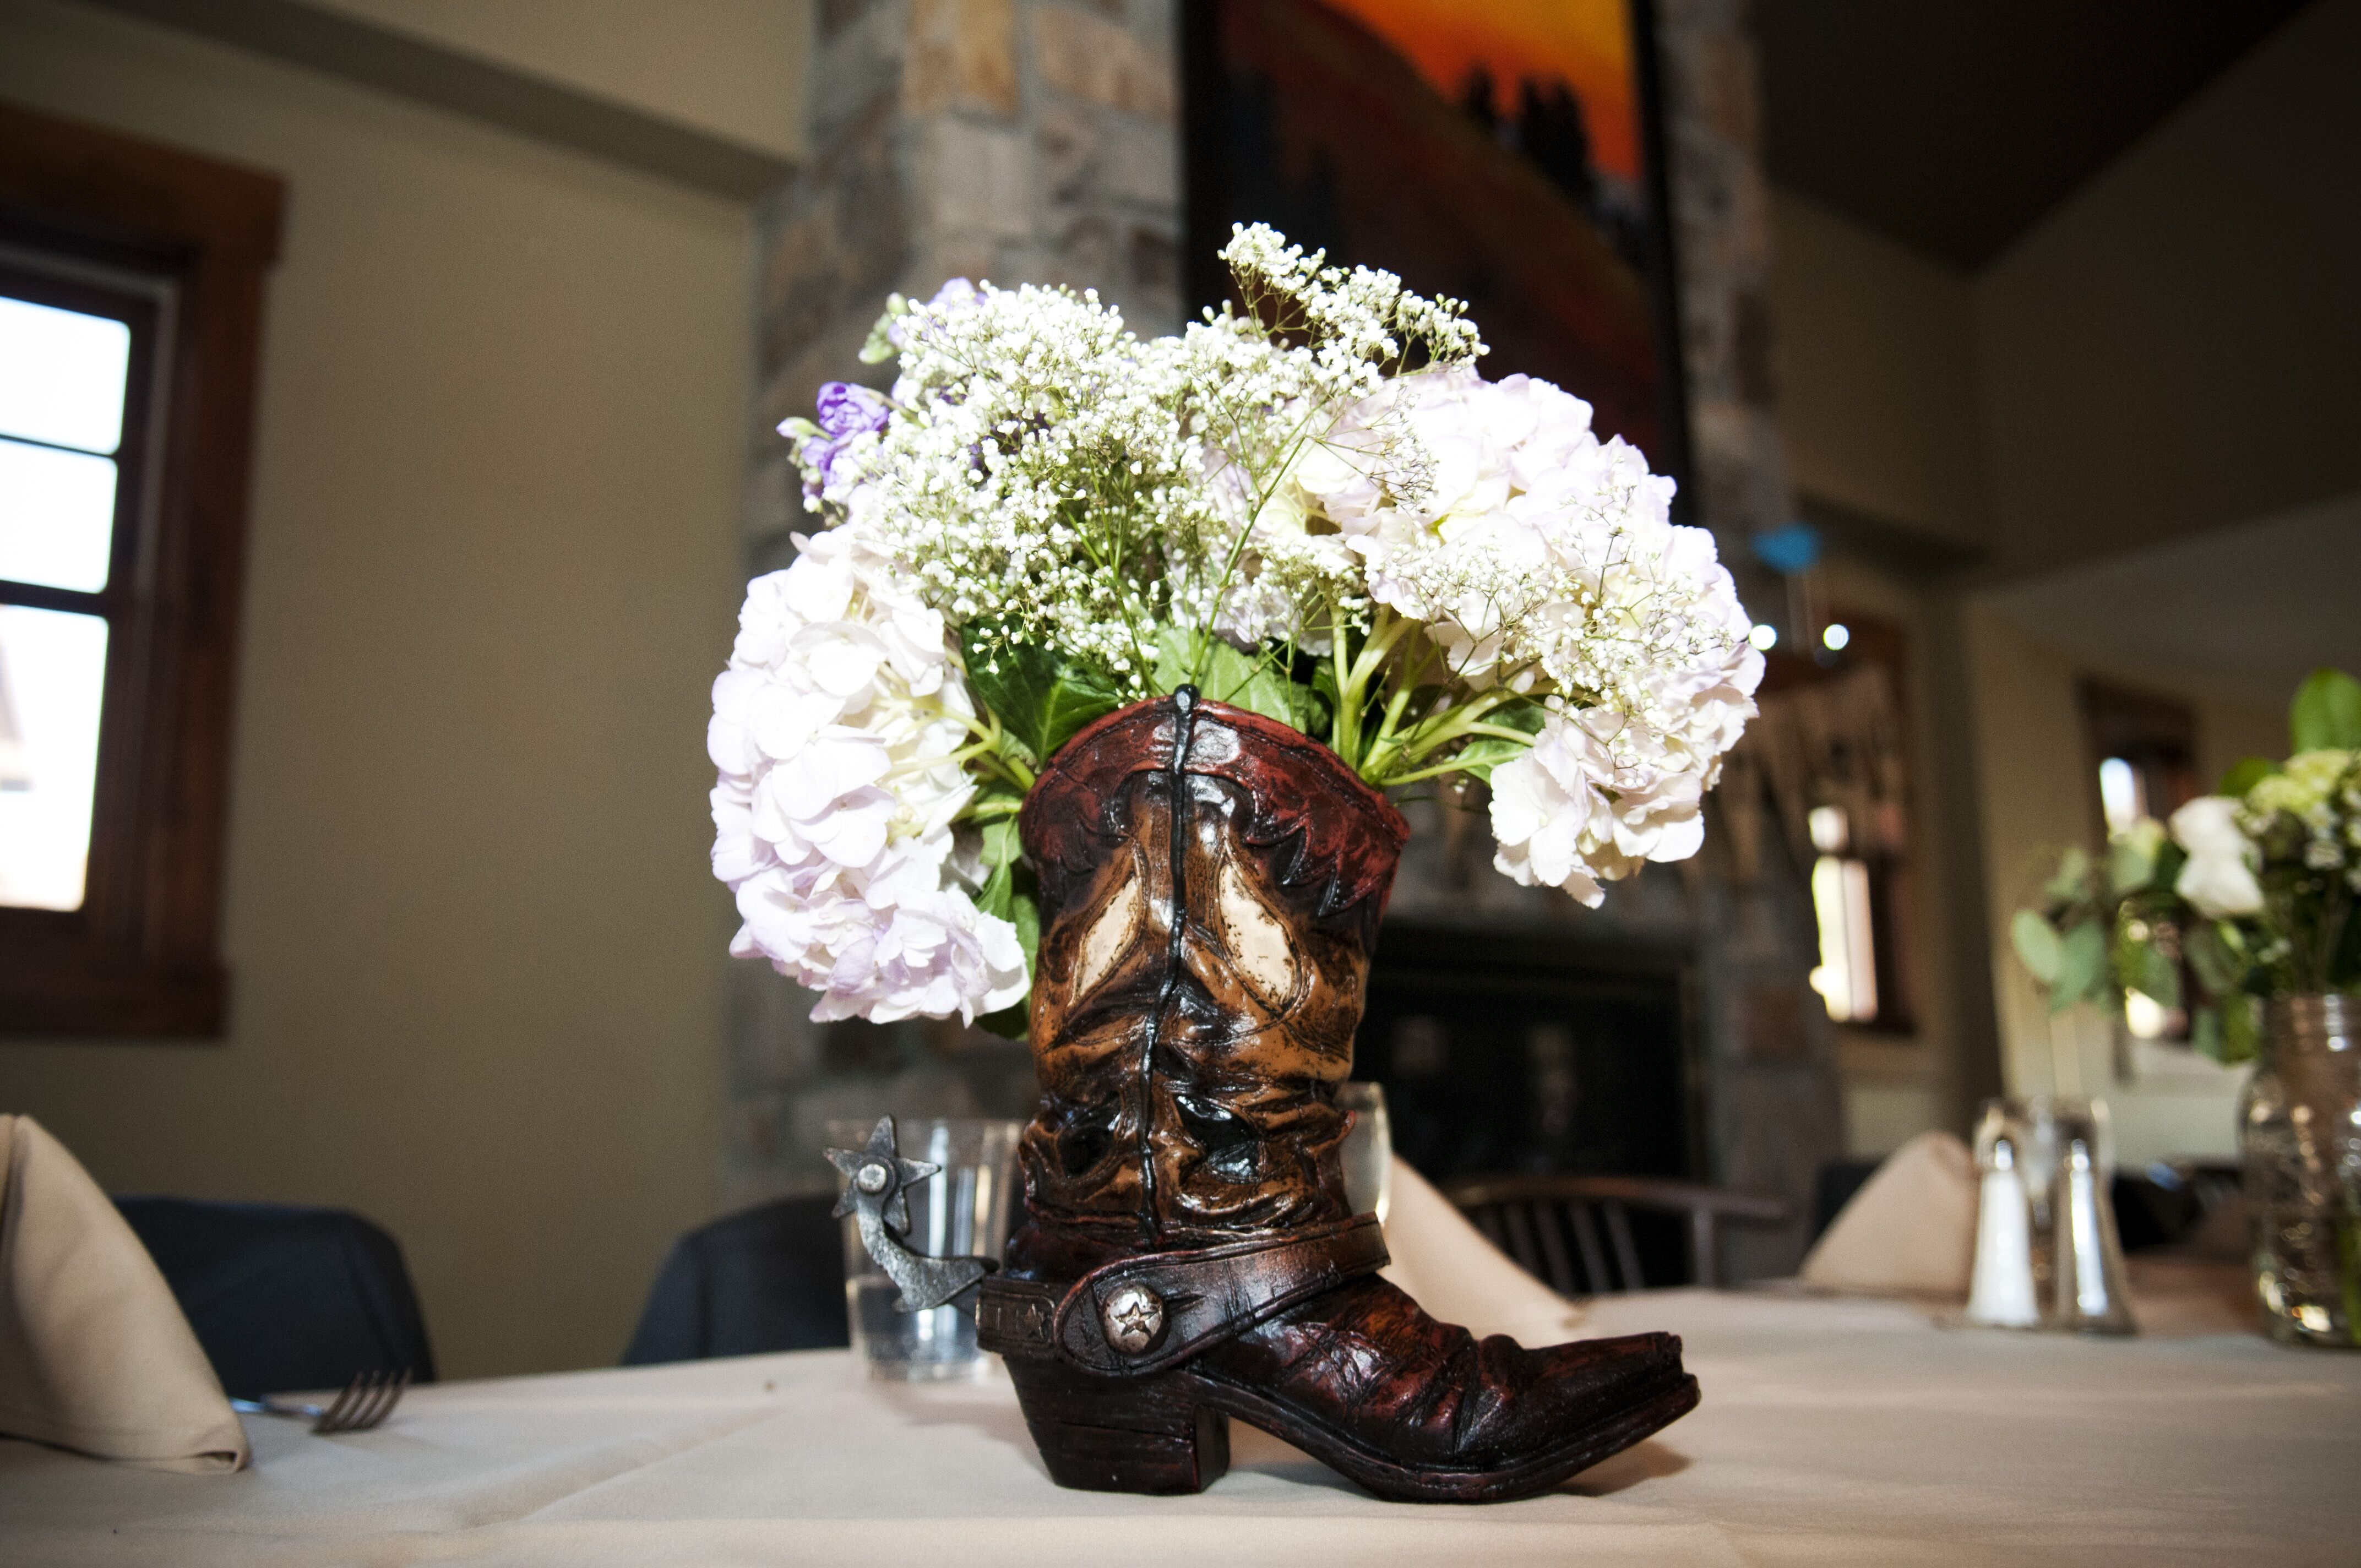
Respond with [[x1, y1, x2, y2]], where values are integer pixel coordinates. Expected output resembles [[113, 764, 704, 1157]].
[[1336, 1081, 1394, 1224], [826, 1117, 1021, 1380]]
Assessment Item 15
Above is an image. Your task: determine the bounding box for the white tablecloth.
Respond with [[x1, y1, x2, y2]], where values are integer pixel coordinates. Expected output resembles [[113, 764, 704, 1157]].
[[3, 1279, 2353, 1567]]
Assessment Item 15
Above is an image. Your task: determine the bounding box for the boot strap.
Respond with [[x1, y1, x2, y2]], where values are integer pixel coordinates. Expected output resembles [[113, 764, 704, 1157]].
[[977, 1215, 1390, 1377]]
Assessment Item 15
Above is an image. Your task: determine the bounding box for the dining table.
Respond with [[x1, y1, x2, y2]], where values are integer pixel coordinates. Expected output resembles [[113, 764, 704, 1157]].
[[3, 1250, 2354, 1567]]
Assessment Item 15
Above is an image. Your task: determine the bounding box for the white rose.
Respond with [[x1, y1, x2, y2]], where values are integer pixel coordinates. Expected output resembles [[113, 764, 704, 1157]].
[[2169, 796, 2265, 917]]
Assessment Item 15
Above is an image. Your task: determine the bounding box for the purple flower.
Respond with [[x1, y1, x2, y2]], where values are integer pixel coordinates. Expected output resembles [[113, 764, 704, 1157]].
[[886, 278, 983, 350], [782, 383, 893, 503], [815, 382, 890, 439]]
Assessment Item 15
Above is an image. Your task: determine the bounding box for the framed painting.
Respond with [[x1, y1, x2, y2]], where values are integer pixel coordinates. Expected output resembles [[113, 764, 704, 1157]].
[[1182, 0, 1690, 499]]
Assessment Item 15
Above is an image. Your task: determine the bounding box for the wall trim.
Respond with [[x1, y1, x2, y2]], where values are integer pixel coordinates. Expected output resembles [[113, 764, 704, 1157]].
[[78, 0, 798, 200]]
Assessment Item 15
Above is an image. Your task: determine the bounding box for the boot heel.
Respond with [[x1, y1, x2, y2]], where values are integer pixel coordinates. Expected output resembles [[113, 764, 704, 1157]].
[[1004, 1356, 1230, 1495]]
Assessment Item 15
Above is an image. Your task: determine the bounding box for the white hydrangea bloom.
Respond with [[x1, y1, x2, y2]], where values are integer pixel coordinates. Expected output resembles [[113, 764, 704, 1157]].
[[709, 522, 1027, 1023], [1286, 367, 1759, 903]]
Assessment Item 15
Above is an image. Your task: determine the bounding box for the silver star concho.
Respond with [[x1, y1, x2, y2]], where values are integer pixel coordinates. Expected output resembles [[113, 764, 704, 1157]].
[[1101, 1282, 1165, 1354], [823, 1115, 992, 1314]]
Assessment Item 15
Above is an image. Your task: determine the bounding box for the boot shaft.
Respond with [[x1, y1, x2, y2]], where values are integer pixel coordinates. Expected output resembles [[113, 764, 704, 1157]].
[[1017, 690, 1409, 1245]]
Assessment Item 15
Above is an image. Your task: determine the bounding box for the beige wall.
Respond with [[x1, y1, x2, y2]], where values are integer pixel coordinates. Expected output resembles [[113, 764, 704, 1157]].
[[1770, 189, 1985, 546], [311, 0, 810, 161], [1973, 0, 2361, 581], [1773, 0, 2361, 580], [0, 0, 752, 1377]]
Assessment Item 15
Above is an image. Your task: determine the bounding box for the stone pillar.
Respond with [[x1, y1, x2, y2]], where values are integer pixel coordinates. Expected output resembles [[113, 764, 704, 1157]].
[[747, 0, 1180, 575], [1655, 0, 1789, 570], [725, 0, 1183, 1211], [1655, 0, 1842, 1276]]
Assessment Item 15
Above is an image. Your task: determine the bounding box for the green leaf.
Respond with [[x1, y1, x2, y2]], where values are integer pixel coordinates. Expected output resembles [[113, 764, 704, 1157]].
[[970, 855, 1041, 1041], [2043, 846, 2092, 906], [960, 628, 1123, 769], [1309, 659, 1343, 749], [2220, 992, 2260, 1065], [2107, 832, 2157, 896], [1447, 697, 1549, 784], [972, 860, 1037, 959], [2011, 910, 2064, 986], [2218, 755, 2279, 797], [1151, 625, 1308, 733], [2117, 931, 2180, 1012], [2290, 667, 2361, 752], [859, 294, 908, 364], [2191, 1005, 2224, 1063], [977, 815, 1023, 872], [974, 999, 1029, 1039], [1286, 672, 1334, 739], [2184, 919, 2245, 997], [2052, 919, 2107, 1013]]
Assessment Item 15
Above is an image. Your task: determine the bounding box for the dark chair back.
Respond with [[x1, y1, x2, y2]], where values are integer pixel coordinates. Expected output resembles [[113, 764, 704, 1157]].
[[1443, 1173, 1788, 1293], [622, 1194, 848, 1364], [113, 1197, 434, 1398]]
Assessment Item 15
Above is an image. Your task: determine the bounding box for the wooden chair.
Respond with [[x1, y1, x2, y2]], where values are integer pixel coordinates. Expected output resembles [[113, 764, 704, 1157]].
[[1442, 1174, 1788, 1293]]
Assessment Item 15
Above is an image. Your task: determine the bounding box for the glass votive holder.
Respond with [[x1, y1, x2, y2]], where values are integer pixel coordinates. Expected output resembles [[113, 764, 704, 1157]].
[[826, 1116, 1021, 1380], [1336, 1081, 1394, 1224]]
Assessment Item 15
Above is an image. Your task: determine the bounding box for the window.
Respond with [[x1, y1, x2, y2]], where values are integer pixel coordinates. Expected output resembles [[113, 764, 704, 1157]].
[[1807, 804, 1878, 1023], [2079, 679, 2200, 1041], [0, 104, 282, 1035], [1744, 611, 1919, 1033], [1, 271, 157, 912], [2081, 680, 2197, 839]]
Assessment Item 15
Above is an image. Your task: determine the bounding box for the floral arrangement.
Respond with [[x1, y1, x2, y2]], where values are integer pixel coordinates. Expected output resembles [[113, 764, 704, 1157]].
[[709, 226, 1762, 1029], [2011, 668, 2361, 1060]]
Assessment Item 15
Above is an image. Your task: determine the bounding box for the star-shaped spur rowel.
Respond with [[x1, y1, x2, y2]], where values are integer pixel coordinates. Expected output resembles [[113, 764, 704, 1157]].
[[823, 1116, 993, 1314], [824, 1115, 939, 1233]]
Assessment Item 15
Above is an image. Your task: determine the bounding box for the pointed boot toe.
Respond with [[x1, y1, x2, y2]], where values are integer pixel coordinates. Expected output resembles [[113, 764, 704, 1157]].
[[1196, 1284, 1696, 1503], [1527, 1329, 1690, 1414]]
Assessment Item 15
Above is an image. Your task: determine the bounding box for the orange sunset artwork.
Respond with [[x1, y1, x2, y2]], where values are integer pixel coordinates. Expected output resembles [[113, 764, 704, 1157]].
[[1318, 0, 1645, 182], [1203, 0, 1669, 456]]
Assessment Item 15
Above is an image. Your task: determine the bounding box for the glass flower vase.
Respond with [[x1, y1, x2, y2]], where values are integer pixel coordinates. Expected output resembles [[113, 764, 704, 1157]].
[[2242, 994, 2361, 1348]]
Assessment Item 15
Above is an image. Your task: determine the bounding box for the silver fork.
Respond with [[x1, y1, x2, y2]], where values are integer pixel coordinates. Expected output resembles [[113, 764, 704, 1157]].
[[231, 1369, 410, 1433]]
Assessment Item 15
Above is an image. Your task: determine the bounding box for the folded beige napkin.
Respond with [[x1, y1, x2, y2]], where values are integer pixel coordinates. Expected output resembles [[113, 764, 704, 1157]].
[[0, 1114, 248, 1471], [1379, 1155, 1586, 1342], [1799, 1130, 1976, 1298]]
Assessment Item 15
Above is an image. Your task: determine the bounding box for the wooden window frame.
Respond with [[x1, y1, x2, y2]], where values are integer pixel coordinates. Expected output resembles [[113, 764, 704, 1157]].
[[1758, 610, 1921, 1036], [2078, 678, 2200, 832], [0, 103, 282, 1036]]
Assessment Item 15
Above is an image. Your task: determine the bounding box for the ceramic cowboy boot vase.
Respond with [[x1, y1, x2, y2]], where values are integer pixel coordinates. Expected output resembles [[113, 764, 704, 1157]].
[[958, 688, 1699, 1503]]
